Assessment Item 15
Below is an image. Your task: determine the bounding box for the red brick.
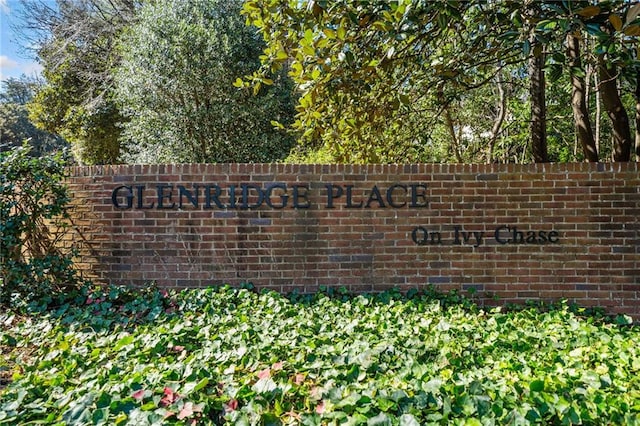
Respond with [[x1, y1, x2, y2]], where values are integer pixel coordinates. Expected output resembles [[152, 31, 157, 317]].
[[60, 162, 640, 318]]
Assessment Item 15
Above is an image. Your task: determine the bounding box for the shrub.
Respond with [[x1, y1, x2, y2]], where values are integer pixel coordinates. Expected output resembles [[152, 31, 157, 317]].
[[0, 144, 78, 306]]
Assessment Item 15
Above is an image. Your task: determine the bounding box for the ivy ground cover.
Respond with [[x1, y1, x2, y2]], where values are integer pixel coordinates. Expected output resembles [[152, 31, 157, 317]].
[[1, 286, 640, 425]]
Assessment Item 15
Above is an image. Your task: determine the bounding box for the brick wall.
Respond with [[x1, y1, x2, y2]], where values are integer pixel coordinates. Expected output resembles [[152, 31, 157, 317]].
[[65, 163, 640, 316]]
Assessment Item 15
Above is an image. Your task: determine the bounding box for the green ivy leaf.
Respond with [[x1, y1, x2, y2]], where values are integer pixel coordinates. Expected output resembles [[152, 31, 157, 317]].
[[529, 380, 545, 392]]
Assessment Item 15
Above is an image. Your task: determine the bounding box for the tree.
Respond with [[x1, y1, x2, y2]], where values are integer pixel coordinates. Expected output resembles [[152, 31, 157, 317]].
[[243, 0, 640, 164], [242, 0, 574, 163], [0, 75, 67, 156], [567, 30, 598, 161], [244, 1, 568, 163], [531, 1, 639, 162], [28, 62, 122, 164], [526, 1, 549, 163], [636, 70, 640, 159], [113, 0, 296, 163], [19, 0, 137, 164]]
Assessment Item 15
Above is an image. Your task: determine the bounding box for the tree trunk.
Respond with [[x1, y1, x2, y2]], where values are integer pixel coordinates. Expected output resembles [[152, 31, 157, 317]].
[[635, 70, 640, 160], [595, 72, 601, 155], [566, 32, 598, 162], [598, 55, 632, 161], [529, 41, 548, 163], [487, 70, 506, 163], [443, 106, 463, 162]]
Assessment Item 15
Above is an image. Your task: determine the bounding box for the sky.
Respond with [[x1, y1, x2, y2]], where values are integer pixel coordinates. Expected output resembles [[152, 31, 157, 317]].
[[0, 0, 43, 81]]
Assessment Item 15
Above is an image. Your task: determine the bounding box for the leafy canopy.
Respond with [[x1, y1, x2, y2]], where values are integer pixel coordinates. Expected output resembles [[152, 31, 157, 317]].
[[243, 0, 640, 163], [0, 76, 67, 156], [114, 0, 296, 164], [241, 1, 529, 163], [22, 0, 135, 164]]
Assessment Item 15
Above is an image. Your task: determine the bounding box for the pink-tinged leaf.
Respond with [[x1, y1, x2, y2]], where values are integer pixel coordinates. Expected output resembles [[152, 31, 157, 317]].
[[310, 386, 322, 399], [225, 399, 239, 412], [272, 361, 284, 370], [172, 345, 185, 352], [132, 389, 145, 400], [177, 402, 194, 420], [85, 297, 93, 305], [257, 368, 271, 379], [160, 289, 169, 298], [160, 387, 177, 406], [293, 373, 305, 385], [316, 401, 326, 414]]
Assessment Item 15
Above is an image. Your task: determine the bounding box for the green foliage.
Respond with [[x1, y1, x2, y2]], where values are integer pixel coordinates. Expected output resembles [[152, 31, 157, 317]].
[[16, 0, 640, 164], [113, 0, 296, 164], [0, 144, 79, 306], [28, 63, 122, 165], [20, 0, 135, 165], [0, 76, 68, 156], [2, 286, 639, 425], [243, 0, 500, 163], [243, 0, 640, 163]]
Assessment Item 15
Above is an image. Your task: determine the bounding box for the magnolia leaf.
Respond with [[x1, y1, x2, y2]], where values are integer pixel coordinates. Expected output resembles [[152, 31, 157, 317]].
[[577, 6, 601, 18], [276, 50, 289, 60], [304, 29, 314, 42], [311, 2, 323, 18], [609, 14, 623, 31], [623, 24, 640, 36], [625, 3, 640, 25]]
